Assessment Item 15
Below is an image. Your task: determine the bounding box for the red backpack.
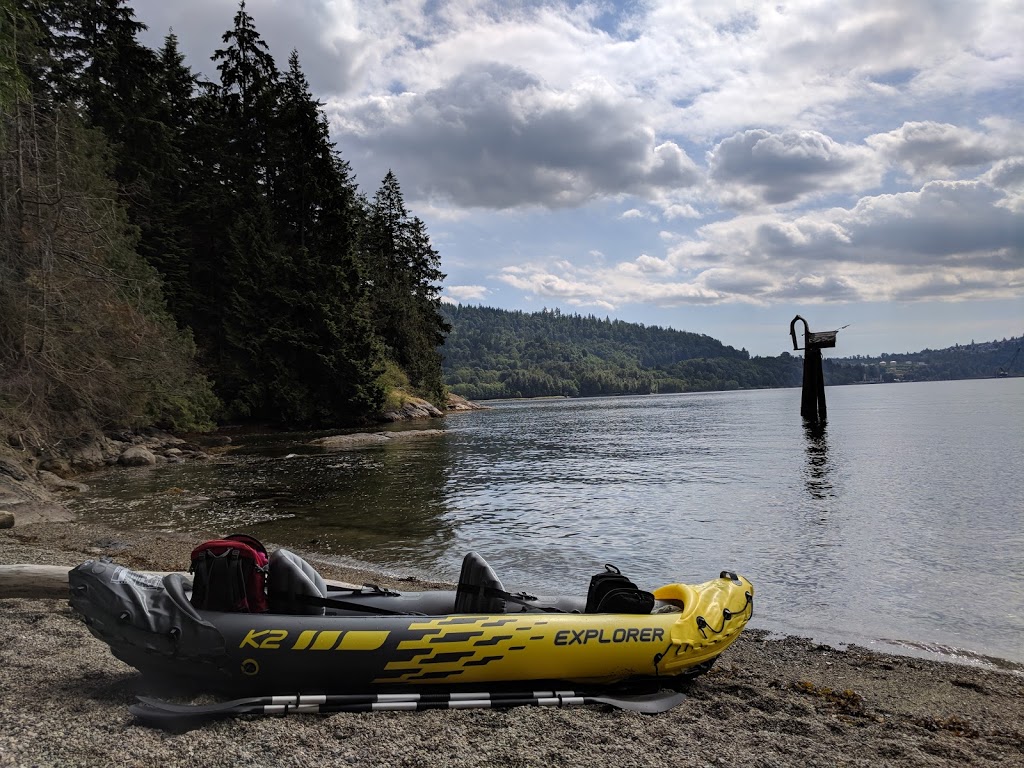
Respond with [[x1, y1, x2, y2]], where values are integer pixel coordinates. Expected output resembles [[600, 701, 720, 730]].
[[189, 534, 269, 613]]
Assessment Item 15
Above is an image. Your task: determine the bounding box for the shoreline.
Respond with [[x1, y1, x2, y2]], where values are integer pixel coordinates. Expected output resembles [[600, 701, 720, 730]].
[[2, 520, 1023, 765]]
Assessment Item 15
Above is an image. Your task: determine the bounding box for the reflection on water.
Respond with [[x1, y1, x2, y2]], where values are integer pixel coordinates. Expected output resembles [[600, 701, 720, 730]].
[[803, 422, 834, 501], [69, 379, 1024, 668], [70, 426, 461, 572]]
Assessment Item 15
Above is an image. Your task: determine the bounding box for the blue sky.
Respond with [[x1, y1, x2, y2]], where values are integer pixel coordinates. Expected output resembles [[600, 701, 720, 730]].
[[131, 0, 1023, 357]]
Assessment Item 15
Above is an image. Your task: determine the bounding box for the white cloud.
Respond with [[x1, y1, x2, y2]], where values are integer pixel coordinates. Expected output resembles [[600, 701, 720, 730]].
[[662, 203, 701, 220], [620, 208, 651, 220], [443, 285, 490, 302], [334, 63, 702, 209], [985, 157, 1024, 212], [669, 176, 1024, 302], [708, 129, 884, 207], [620, 255, 675, 275], [866, 121, 1014, 182], [496, 172, 1023, 309]]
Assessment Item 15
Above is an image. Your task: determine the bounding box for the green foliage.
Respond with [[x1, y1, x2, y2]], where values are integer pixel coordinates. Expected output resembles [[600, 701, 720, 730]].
[[365, 172, 450, 405], [0, 95, 218, 447], [3, 0, 448, 443], [441, 305, 762, 399], [378, 360, 413, 411]]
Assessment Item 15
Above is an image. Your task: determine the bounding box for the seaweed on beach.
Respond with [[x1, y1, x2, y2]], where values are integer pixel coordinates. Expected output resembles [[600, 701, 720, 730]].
[[790, 680, 870, 719], [909, 714, 980, 738]]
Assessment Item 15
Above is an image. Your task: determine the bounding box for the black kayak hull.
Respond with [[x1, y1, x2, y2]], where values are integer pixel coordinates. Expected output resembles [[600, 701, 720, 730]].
[[69, 560, 753, 695]]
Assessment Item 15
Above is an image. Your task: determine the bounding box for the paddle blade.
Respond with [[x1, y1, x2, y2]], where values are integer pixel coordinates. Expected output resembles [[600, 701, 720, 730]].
[[135, 695, 265, 715], [129, 703, 216, 728], [590, 690, 686, 714]]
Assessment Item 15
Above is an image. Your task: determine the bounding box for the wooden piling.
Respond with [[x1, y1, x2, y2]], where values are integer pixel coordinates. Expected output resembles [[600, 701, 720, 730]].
[[790, 315, 839, 424]]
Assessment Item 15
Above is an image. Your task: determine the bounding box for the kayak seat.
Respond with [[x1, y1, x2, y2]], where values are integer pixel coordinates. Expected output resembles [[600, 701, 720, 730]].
[[453, 552, 506, 614], [268, 548, 328, 616]]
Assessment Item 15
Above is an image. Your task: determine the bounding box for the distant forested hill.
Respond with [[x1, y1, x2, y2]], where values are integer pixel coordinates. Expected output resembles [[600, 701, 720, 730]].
[[828, 337, 1023, 383], [440, 305, 1021, 399], [441, 305, 795, 398]]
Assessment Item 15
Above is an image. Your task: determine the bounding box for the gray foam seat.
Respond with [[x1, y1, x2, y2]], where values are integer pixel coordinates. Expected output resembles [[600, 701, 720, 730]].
[[268, 548, 328, 615], [453, 552, 506, 614]]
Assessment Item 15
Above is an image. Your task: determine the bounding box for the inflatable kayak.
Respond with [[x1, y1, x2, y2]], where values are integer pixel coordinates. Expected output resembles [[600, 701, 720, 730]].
[[69, 548, 753, 695]]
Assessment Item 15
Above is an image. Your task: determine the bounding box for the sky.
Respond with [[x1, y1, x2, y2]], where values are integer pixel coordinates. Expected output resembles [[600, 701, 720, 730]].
[[129, 0, 1023, 357]]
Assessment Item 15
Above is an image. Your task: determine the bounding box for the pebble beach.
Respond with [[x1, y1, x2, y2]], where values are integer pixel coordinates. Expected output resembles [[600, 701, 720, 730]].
[[1, 520, 1023, 767]]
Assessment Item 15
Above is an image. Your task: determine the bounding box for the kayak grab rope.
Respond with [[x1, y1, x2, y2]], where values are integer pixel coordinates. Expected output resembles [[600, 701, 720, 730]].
[[695, 591, 753, 639]]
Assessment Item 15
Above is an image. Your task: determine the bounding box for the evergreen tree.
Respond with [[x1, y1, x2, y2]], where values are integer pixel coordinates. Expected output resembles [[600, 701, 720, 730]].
[[131, 31, 196, 319], [262, 50, 385, 423], [180, 1, 284, 416], [212, 0, 278, 188], [273, 50, 324, 249], [404, 215, 450, 399], [40, 0, 161, 183], [0, 11, 217, 446], [179, 77, 231, 342], [218, 189, 283, 417], [366, 171, 413, 359], [0, 0, 32, 110], [365, 171, 449, 403]]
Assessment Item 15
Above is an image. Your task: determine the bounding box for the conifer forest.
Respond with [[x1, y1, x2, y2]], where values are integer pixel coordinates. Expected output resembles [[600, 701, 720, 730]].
[[0, 0, 448, 448]]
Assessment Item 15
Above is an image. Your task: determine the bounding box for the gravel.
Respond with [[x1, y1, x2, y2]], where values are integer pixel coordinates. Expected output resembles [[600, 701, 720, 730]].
[[2, 522, 1022, 767]]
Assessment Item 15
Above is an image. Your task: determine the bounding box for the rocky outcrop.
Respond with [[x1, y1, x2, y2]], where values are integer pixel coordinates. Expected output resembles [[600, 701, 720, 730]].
[[381, 393, 489, 421], [37, 471, 89, 493], [0, 458, 30, 483], [311, 429, 445, 450], [446, 393, 490, 413], [119, 445, 157, 467], [381, 397, 445, 422], [0, 429, 217, 527]]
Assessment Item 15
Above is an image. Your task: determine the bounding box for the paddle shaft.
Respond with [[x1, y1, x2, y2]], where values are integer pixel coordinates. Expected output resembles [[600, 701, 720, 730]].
[[265, 695, 589, 714], [130, 688, 684, 724]]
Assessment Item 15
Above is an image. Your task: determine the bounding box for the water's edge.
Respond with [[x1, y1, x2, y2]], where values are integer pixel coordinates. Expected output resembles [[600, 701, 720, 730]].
[[68, 380, 1024, 671]]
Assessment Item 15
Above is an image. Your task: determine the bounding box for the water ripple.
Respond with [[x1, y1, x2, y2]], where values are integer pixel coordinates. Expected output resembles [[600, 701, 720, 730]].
[[69, 380, 1024, 666]]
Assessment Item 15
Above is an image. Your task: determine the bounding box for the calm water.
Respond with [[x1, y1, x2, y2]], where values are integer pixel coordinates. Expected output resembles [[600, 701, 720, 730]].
[[69, 378, 1024, 668]]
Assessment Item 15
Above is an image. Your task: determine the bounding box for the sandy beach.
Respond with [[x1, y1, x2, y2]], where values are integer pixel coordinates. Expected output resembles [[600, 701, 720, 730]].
[[1, 519, 1022, 768]]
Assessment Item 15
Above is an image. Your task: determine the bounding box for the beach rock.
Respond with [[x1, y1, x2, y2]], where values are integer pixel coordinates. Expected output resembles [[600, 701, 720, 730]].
[[0, 499, 72, 524], [68, 438, 106, 472], [190, 434, 232, 447], [0, 511, 14, 528], [446, 393, 490, 412], [119, 445, 157, 467], [312, 433, 392, 449], [382, 397, 445, 422], [311, 430, 445, 450], [37, 471, 88, 493], [38, 455, 72, 477], [0, 458, 29, 482], [384, 429, 446, 442]]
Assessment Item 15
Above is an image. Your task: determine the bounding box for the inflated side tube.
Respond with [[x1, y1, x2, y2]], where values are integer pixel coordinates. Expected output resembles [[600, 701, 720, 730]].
[[68, 560, 753, 695]]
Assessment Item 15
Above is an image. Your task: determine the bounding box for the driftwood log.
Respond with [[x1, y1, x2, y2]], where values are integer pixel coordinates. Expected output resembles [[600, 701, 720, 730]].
[[0, 564, 359, 600]]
